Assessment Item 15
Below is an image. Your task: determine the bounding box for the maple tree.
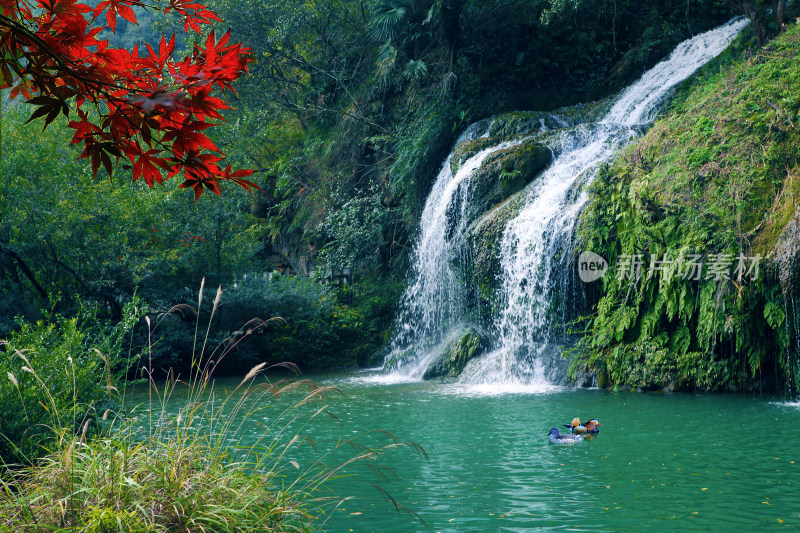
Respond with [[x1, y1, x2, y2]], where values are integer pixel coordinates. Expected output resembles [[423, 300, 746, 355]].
[[0, 0, 255, 200]]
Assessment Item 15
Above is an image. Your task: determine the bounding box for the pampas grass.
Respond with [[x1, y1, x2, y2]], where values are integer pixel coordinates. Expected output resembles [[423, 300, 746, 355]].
[[0, 281, 425, 532]]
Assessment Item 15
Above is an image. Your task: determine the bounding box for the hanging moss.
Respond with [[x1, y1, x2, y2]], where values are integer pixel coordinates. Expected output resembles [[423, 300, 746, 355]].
[[574, 25, 800, 393]]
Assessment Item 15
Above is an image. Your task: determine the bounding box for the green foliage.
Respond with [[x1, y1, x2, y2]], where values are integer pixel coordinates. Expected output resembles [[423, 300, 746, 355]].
[[0, 302, 142, 465], [338, 278, 406, 366], [0, 105, 259, 327], [403, 59, 428, 82], [0, 300, 426, 532], [319, 193, 394, 273], [145, 277, 400, 371], [600, 339, 738, 392], [377, 42, 400, 86], [1, 434, 317, 532], [575, 26, 800, 391], [457, 0, 734, 112], [218, 277, 363, 368], [389, 100, 458, 222], [370, 1, 409, 42]]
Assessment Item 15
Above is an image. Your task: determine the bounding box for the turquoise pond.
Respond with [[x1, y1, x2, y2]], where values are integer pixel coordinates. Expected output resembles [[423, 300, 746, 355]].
[[130, 371, 800, 532]]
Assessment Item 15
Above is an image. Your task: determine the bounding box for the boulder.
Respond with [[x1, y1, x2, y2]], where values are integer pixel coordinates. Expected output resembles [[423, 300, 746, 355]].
[[450, 137, 505, 174], [463, 141, 551, 227], [422, 328, 486, 380]]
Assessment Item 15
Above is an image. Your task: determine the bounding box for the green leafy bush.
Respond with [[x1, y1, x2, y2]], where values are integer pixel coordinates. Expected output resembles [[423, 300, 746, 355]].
[[0, 302, 142, 465], [318, 193, 393, 274]]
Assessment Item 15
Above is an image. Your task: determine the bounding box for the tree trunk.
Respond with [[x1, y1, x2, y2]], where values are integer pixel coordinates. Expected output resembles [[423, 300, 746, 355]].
[[774, 0, 786, 26], [0, 243, 49, 301], [731, 0, 767, 45]]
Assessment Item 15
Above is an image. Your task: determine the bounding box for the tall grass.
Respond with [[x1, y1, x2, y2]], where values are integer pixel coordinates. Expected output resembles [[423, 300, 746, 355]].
[[0, 301, 142, 467], [0, 282, 425, 532]]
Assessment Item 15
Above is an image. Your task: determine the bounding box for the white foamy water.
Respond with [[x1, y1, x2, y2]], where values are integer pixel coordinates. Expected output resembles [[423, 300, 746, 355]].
[[387, 124, 527, 379], [480, 18, 748, 387], [387, 18, 748, 389]]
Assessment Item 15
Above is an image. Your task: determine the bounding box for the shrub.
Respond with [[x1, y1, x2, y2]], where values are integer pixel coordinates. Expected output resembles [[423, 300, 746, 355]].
[[0, 285, 426, 532], [145, 277, 369, 372], [0, 301, 142, 465]]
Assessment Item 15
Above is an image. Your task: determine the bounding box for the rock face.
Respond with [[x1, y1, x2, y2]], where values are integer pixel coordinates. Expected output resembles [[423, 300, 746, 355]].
[[422, 328, 486, 380], [466, 193, 526, 317], [463, 141, 551, 227], [773, 205, 800, 296]]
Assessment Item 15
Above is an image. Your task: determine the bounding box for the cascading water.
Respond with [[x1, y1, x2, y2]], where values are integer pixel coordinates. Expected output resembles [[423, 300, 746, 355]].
[[463, 123, 636, 386], [387, 18, 748, 386], [387, 120, 529, 379]]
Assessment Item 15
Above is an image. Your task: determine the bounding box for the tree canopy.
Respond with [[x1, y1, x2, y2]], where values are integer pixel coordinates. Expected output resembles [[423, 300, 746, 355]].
[[0, 0, 254, 200]]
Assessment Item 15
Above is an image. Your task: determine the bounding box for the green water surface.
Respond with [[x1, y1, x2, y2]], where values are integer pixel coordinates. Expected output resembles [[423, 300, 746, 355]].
[[133, 372, 800, 532]]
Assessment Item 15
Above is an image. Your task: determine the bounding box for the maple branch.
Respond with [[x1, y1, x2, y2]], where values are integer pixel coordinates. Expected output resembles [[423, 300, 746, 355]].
[[0, 1, 254, 200], [0, 15, 110, 93]]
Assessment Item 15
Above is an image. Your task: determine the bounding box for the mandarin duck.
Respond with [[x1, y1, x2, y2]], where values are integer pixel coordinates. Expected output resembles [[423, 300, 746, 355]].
[[547, 427, 585, 445]]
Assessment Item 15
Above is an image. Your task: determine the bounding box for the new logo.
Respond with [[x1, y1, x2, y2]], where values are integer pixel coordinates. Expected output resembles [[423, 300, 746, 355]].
[[578, 251, 608, 283]]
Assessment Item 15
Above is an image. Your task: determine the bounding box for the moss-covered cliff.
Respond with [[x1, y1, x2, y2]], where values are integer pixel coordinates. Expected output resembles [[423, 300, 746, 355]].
[[575, 25, 800, 393]]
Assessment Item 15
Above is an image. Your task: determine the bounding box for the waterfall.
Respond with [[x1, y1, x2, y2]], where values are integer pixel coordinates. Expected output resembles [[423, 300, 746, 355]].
[[386, 120, 528, 379], [466, 123, 633, 385], [386, 18, 748, 386]]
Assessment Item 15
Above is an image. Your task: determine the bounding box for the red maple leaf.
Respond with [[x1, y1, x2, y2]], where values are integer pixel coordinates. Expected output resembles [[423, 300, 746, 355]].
[[93, 0, 138, 33], [132, 146, 171, 186], [0, 0, 253, 195]]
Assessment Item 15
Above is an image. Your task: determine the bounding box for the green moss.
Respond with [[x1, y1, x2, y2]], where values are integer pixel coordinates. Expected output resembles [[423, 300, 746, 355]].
[[463, 141, 551, 226], [488, 111, 553, 138], [422, 328, 486, 380], [487, 100, 614, 138], [752, 168, 800, 256], [450, 137, 503, 174], [575, 25, 800, 392], [601, 340, 739, 392]]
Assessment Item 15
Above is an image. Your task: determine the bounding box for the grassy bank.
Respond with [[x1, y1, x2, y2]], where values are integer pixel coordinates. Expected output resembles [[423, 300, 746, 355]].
[[0, 286, 423, 532]]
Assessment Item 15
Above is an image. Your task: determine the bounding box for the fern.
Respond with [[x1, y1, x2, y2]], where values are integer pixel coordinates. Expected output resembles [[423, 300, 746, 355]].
[[670, 325, 692, 356], [369, 1, 407, 42], [764, 300, 785, 330], [747, 345, 763, 376]]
